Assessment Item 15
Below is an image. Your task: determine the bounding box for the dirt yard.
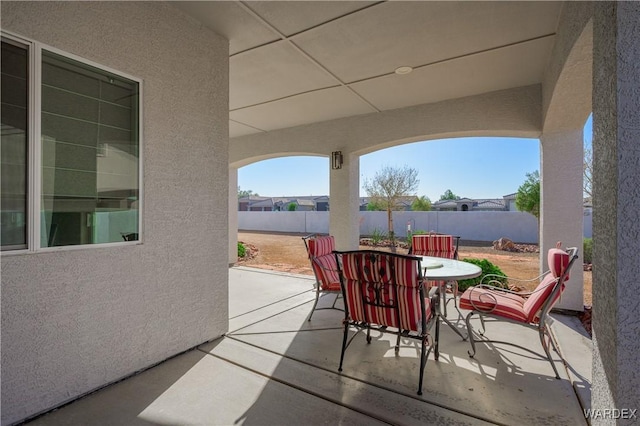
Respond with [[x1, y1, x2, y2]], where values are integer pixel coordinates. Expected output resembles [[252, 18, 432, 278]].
[[237, 231, 592, 306]]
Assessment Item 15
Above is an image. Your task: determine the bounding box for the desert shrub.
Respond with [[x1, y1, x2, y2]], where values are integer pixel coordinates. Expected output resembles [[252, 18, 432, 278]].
[[371, 228, 387, 246], [458, 258, 508, 292], [583, 237, 592, 264], [237, 242, 246, 258]]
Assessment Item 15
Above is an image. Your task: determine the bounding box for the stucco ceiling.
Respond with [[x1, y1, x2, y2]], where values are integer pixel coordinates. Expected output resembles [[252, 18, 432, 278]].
[[171, 1, 563, 138]]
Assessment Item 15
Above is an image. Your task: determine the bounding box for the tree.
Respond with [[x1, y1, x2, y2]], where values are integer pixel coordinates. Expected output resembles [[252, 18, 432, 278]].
[[584, 146, 593, 199], [439, 189, 460, 201], [366, 199, 385, 211], [515, 170, 540, 220], [363, 165, 419, 249], [411, 195, 432, 211], [287, 202, 297, 211], [238, 186, 258, 198]]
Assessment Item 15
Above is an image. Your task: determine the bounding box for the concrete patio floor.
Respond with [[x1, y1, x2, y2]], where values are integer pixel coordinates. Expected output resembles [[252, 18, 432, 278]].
[[27, 267, 592, 425]]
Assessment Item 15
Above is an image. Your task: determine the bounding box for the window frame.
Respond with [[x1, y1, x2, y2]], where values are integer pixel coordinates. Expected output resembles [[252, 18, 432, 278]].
[[1, 31, 143, 255]]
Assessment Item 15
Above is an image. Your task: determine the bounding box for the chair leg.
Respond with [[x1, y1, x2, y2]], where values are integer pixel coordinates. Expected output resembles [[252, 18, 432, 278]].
[[418, 338, 427, 396], [441, 284, 448, 317], [450, 281, 463, 318], [478, 313, 487, 335], [307, 285, 321, 321], [338, 322, 349, 372], [539, 326, 561, 379], [330, 292, 341, 309], [434, 314, 440, 361], [465, 312, 477, 357]]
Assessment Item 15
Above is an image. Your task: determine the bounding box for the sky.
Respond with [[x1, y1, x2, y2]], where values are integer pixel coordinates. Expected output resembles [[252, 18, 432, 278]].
[[238, 115, 592, 201]]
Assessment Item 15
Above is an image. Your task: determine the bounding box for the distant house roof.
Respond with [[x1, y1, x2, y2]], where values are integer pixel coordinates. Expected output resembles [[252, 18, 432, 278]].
[[250, 198, 275, 208], [296, 199, 315, 207], [431, 200, 457, 209], [432, 196, 508, 211], [476, 199, 506, 209]]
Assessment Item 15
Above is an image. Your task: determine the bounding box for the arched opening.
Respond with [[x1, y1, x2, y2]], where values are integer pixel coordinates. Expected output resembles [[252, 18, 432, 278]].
[[238, 155, 329, 201], [359, 136, 540, 207]]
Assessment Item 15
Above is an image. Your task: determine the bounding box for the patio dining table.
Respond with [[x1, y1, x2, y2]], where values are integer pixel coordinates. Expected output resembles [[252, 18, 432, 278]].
[[420, 256, 482, 339]]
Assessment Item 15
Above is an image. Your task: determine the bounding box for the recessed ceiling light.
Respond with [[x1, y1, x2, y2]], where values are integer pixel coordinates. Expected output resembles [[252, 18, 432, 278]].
[[394, 66, 413, 75]]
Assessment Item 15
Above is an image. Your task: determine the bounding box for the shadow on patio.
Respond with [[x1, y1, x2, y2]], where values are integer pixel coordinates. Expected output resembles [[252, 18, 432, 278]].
[[28, 266, 591, 425]]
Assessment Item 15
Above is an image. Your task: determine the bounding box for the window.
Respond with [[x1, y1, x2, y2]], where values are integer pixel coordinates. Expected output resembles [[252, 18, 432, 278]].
[[1, 34, 141, 252], [1, 39, 28, 250]]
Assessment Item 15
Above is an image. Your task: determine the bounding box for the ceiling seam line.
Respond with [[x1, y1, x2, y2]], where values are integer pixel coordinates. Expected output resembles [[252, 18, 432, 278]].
[[231, 3, 351, 90], [229, 1, 386, 57], [231, 84, 379, 114], [229, 118, 266, 133], [285, 39, 381, 112], [235, 0, 368, 100], [345, 33, 558, 86], [283, 1, 387, 39], [231, 85, 343, 112]]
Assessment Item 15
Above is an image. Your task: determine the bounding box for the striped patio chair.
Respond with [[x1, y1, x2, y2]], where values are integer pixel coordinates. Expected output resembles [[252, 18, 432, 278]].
[[334, 250, 440, 395], [409, 233, 461, 316], [302, 234, 342, 321], [459, 242, 579, 378]]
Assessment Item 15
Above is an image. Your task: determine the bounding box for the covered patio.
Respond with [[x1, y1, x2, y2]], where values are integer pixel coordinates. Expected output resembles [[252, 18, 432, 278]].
[[2, 2, 638, 425], [26, 267, 591, 425]]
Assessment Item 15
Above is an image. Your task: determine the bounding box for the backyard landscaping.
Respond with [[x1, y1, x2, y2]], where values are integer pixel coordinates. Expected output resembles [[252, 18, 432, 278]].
[[237, 231, 592, 306]]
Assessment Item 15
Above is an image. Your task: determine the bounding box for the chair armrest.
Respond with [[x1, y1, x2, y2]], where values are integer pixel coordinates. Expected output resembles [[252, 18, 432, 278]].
[[466, 285, 501, 313], [481, 271, 550, 289], [476, 283, 526, 295]]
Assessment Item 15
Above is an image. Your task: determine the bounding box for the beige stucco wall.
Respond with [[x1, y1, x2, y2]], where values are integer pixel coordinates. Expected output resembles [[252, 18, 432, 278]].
[[592, 1, 640, 419], [1, 2, 229, 424]]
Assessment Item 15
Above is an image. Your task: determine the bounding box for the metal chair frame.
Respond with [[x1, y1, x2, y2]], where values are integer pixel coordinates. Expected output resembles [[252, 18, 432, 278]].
[[464, 246, 579, 378], [334, 249, 440, 395], [302, 234, 343, 321]]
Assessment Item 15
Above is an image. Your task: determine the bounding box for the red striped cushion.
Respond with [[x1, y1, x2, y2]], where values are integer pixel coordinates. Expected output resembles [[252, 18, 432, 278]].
[[459, 287, 528, 322], [307, 235, 335, 257], [341, 252, 430, 332], [548, 248, 570, 279], [312, 254, 341, 291], [523, 274, 563, 323], [411, 235, 455, 258]]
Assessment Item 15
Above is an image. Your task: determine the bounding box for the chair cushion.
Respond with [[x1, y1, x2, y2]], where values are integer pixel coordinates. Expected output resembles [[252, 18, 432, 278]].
[[340, 251, 430, 332], [523, 274, 563, 323], [343, 278, 432, 332], [548, 247, 570, 279], [307, 235, 335, 257], [312, 254, 341, 291], [459, 287, 528, 322], [411, 235, 455, 258]]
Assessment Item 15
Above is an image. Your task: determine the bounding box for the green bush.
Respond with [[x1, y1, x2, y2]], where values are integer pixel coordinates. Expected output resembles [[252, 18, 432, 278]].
[[371, 228, 387, 246], [458, 258, 508, 292], [583, 237, 593, 264], [237, 242, 246, 258]]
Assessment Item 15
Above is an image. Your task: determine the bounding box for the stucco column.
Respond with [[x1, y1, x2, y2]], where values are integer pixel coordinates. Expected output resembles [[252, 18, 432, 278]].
[[329, 152, 360, 250], [592, 2, 640, 421], [540, 130, 584, 311], [229, 167, 239, 266]]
